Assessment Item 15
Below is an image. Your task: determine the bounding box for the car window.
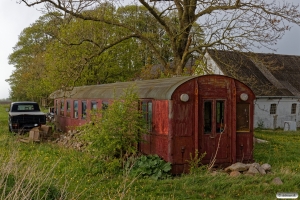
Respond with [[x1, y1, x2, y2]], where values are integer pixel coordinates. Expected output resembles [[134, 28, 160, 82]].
[[11, 103, 40, 112]]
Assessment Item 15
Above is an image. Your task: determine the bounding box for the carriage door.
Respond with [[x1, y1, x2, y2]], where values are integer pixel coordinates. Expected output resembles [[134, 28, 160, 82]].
[[201, 99, 229, 163]]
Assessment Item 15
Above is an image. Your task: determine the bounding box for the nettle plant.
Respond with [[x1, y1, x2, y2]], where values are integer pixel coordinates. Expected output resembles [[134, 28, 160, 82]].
[[80, 86, 148, 170]]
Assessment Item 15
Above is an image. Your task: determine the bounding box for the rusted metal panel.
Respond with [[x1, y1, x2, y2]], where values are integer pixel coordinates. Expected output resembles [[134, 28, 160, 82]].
[[167, 100, 174, 166], [171, 80, 195, 137], [230, 79, 237, 164], [150, 134, 168, 161], [236, 133, 253, 162], [152, 101, 169, 134], [235, 78, 255, 163], [194, 81, 199, 153], [172, 137, 194, 165], [140, 134, 151, 155]]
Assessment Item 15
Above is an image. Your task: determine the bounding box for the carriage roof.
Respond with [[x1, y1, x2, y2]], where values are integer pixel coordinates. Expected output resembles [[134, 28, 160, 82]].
[[49, 76, 198, 100]]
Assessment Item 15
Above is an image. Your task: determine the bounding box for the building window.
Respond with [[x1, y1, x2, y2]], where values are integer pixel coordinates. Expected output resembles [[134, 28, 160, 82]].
[[60, 100, 64, 116], [73, 100, 78, 118], [291, 103, 297, 114], [82, 101, 87, 119], [141, 101, 152, 131], [270, 104, 277, 114]]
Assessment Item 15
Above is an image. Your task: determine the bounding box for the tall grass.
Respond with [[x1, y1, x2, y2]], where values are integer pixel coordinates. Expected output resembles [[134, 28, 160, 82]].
[[1, 103, 300, 199], [0, 147, 59, 199], [0, 105, 86, 199]]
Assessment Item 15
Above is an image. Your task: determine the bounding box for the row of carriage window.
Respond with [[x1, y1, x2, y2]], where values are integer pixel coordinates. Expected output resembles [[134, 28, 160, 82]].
[[56, 100, 100, 119], [55, 99, 153, 129]]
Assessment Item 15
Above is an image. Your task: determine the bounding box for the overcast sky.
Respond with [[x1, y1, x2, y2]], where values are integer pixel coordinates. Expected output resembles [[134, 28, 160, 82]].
[[1, 1, 300, 99]]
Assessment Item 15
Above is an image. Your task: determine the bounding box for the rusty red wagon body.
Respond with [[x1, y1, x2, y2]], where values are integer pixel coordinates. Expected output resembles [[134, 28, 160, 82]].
[[50, 75, 255, 174]]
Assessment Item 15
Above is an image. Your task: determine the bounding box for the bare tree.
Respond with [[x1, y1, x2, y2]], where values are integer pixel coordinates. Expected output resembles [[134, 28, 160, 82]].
[[20, 0, 300, 75]]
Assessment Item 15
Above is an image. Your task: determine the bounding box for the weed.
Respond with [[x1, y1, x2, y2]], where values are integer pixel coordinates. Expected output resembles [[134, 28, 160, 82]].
[[256, 119, 265, 129], [187, 150, 206, 174]]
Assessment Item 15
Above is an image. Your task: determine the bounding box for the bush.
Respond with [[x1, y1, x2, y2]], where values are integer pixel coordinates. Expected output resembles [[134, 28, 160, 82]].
[[80, 86, 148, 170]]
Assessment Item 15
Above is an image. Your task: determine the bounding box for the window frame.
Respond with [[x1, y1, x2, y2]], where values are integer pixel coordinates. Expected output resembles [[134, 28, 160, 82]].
[[236, 103, 250, 132], [91, 101, 97, 111], [291, 103, 297, 114], [81, 100, 87, 120], [102, 101, 109, 111], [203, 100, 212, 134], [66, 100, 71, 117], [73, 100, 78, 119], [55, 100, 58, 115], [60, 99, 65, 116], [141, 100, 153, 132], [270, 104, 277, 115]]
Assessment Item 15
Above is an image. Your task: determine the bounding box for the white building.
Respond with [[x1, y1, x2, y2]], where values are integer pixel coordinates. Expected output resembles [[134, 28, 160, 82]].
[[205, 50, 300, 129]]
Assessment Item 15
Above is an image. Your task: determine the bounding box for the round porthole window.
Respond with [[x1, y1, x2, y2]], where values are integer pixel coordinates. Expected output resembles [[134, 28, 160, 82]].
[[240, 93, 248, 101], [180, 94, 189, 102]]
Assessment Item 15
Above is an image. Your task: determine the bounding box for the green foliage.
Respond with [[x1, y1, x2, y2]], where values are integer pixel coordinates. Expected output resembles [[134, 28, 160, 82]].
[[80, 86, 147, 168], [43, 5, 162, 89], [128, 155, 171, 180]]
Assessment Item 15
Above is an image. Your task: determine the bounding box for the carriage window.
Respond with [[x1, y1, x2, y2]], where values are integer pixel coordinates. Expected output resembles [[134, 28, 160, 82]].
[[82, 101, 87, 119], [142, 101, 152, 131], [73, 100, 78, 118], [270, 104, 277, 114], [148, 102, 152, 131], [204, 101, 212, 134], [216, 100, 225, 133], [66, 100, 71, 117], [291, 103, 297, 114], [55, 100, 58, 115], [91, 101, 97, 111], [60, 100, 64, 116], [236, 104, 250, 132], [102, 101, 108, 111]]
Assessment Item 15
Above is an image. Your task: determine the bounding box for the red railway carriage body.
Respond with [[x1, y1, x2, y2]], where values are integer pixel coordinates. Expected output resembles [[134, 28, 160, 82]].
[[50, 75, 255, 174]]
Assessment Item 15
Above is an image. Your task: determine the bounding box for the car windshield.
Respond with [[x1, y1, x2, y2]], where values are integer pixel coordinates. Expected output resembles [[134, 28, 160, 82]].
[[11, 103, 40, 112]]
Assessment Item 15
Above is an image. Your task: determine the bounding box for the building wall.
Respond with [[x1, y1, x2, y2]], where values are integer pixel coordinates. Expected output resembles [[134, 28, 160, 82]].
[[254, 97, 300, 129], [205, 52, 300, 130]]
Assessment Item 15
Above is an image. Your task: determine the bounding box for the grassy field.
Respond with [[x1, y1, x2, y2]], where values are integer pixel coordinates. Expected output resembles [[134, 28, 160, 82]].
[[1, 104, 300, 199]]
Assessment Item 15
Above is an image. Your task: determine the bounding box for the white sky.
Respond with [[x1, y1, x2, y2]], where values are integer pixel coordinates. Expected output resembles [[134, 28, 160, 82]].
[[0, 1, 42, 99], [0, 0, 300, 99]]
